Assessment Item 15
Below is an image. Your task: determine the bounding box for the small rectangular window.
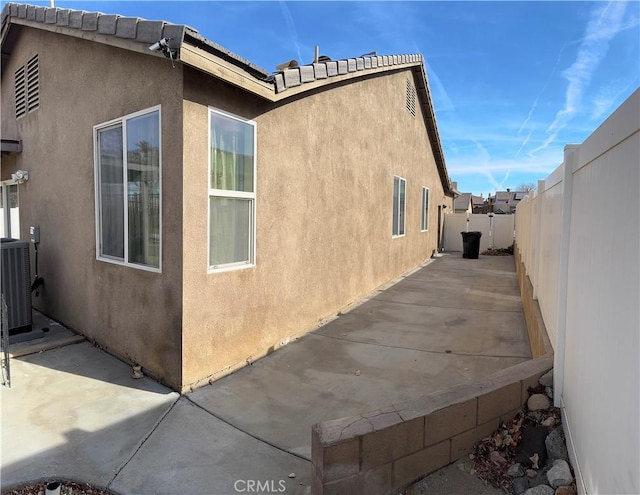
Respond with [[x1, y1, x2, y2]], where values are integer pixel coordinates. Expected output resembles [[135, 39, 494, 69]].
[[208, 108, 256, 271], [94, 106, 161, 271], [393, 176, 406, 237], [421, 187, 429, 231]]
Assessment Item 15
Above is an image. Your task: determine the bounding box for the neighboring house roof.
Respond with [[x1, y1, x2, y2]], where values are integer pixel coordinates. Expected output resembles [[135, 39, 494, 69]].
[[495, 191, 511, 202], [471, 195, 484, 206], [1, 3, 453, 195], [454, 193, 472, 211]]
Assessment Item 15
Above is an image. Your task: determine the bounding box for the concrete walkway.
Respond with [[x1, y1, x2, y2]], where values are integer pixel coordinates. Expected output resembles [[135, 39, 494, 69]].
[[1, 254, 526, 495]]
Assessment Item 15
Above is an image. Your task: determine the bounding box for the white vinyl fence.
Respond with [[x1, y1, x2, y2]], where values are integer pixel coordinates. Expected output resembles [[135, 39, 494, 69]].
[[515, 89, 639, 495], [443, 213, 514, 252]]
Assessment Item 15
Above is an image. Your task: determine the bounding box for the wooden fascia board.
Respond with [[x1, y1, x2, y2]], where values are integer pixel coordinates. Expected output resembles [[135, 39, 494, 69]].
[[180, 43, 275, 101], [412, 64, 452, 195]]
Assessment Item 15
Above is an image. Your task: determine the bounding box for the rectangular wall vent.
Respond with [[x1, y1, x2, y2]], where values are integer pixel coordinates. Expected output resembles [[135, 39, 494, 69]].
[[406, 79, 416, 118], [26, 55, 39, 113], [15, 54, 39, 119], [15, 66, 26, 119]]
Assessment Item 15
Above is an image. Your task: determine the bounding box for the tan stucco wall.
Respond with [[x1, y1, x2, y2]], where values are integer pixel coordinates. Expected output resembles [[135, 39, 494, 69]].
[[1, 27, 184, 389], [181, 68, 451, 388]]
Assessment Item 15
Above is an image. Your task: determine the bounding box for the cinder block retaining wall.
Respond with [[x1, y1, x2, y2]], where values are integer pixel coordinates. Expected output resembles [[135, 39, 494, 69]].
[[311, 251, 553, 494]]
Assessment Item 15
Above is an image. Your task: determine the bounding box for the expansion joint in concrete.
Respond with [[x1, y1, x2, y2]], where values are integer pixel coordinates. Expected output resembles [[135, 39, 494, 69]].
[[105, 397, 180, 490], [185, 396, 312, 463]]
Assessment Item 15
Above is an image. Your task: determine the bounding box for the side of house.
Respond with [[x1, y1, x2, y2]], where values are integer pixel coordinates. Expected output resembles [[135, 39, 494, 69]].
[[1, 18, 186, 389], [181, 65, 451, 387], [2, 3, 454, 391]]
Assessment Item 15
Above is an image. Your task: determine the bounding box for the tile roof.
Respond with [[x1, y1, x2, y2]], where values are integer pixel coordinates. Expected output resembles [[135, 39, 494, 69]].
[[1, 2, 270, 78], [1, 2, 453, 195], [270, 53, 424, 94]]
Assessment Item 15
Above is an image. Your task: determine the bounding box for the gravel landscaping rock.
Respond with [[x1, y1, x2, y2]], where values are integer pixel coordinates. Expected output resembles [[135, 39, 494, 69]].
[[523, 485, 554, 495], [547, 459, 573, 488], [528, 393, 551, 411], [508, 463, 525, 477], [546, 426, 569, 462], [513, 476, 529, 495], [539, 370, 553, 388]]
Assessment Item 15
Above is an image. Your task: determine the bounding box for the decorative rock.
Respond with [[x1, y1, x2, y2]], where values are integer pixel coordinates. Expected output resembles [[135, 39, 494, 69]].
[[526, 469, 537, 478], [555, 485, 577, 495], [508, 463, 525, 477], [546, 386, 554, 399], [490, 450, 507, 464], [539, 369, 554, 387], [542, 416, 556, 427], [513, 477, 529, 495], [528, 393, 551, 411], [547, 459, 572, 488], [546, 426, 569, 462], [523, 485, 554, 495]]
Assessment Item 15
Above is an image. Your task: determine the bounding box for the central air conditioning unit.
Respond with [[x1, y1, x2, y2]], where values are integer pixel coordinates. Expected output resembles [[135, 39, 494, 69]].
[[0, 238, 32, 334]]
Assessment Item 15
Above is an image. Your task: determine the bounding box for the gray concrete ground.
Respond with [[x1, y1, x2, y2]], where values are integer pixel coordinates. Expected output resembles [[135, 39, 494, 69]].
[[1, 254, 526, 495]]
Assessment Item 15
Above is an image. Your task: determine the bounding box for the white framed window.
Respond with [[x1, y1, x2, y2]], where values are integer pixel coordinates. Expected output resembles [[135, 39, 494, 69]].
[[392, 175, 406, 237], [208, 107, 256, 272], [0, 182, 20, 239], [94, 106, 162, 272], [421, 186, 430, 231]]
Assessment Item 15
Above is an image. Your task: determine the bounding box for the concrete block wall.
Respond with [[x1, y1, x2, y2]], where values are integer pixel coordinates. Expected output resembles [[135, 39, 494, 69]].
[[311, 252, 553, 495], [514, 244, 552, 358], [311, 356, 552, 494]]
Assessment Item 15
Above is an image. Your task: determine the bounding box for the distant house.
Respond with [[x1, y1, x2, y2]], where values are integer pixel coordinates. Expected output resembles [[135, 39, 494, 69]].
[[454, 192, 472, 213], [471, 195, 487, 214], [491, 190, 528, 214], [1, 3, 455, 391]]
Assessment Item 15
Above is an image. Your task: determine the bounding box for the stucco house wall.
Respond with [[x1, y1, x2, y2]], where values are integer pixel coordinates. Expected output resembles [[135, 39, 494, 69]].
[[181, 68, 448, 388], [2, 4, 453, 391], [1, 26, 185, 389]]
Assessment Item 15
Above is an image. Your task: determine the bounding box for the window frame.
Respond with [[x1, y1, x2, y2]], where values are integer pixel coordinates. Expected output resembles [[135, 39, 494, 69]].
[[207, 107, 257, 273], [392, 175, 406, 238], [421, 186, 430, 232], [93, 105, 162, 273], [0, 180, 20, 239]]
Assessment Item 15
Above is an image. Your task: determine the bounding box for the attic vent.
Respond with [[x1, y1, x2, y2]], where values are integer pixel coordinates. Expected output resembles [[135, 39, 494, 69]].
[[15, 55, 39, 119], [26, 55, 39, 113], [15, 66, 26, 119], [406, 79, 416, 117]]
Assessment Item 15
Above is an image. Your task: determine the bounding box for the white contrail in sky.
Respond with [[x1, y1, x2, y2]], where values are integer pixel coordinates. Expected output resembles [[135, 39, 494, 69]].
[[279, 0, 303, 64], [529, 0, 628, 157]]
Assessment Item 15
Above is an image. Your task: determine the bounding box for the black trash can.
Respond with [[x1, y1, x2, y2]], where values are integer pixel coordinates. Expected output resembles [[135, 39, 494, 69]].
[[461, 231, 482, 259]]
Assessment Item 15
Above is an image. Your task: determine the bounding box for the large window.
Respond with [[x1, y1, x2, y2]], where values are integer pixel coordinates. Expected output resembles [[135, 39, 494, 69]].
[[392, 175, 406, 237], [421, 187, 430, 231], [94, 106, 161, 271], [208, 108, 256, 272]]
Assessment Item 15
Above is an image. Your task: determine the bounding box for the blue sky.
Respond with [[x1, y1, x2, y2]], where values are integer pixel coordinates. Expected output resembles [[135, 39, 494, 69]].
[[8, 1, 640, 196]]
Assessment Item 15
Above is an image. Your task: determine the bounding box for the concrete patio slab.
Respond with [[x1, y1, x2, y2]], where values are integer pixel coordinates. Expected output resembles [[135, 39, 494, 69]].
[[190, 254, 530, 460], [0, 341, 178, 489], [110, 398, 311, 495], [2, 253, 528, 495]]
